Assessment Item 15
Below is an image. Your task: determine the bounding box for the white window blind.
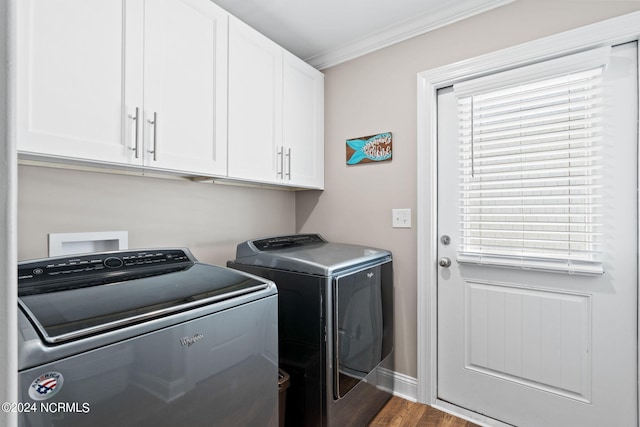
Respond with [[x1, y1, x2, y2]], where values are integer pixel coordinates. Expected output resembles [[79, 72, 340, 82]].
[[454, 48, 611, 275]]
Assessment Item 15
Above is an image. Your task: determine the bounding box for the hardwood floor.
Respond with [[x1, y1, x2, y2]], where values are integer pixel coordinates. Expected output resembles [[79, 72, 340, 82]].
[[368, 396, 479, 427]]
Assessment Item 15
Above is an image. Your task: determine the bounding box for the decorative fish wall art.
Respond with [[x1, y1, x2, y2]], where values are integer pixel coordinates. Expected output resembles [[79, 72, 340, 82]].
[[346, 132, 392, 165]]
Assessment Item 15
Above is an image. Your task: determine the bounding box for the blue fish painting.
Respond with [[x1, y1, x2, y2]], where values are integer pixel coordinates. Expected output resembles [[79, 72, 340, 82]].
[[346, 132, 393, 165]]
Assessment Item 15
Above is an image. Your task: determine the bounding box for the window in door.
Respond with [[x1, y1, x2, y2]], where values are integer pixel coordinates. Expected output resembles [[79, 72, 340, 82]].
[[454, 47, 611, 275]]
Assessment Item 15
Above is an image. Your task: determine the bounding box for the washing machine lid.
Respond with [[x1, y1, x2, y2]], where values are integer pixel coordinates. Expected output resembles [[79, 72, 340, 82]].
[[18, 248, 272, 344], [233, 234, 392, 276]]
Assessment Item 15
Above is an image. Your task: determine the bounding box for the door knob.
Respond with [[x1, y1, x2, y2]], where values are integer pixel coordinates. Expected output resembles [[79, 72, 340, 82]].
[[439, 257, 452, 268]]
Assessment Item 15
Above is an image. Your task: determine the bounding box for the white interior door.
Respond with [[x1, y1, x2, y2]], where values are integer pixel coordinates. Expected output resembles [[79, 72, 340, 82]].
[[437, 42, 638, 427]]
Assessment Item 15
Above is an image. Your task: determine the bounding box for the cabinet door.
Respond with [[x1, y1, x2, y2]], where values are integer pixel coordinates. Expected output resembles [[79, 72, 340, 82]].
[[143, 0, 228, 176], [227, 17, 283, 184], [17, 0, 136, 164], [283, 52, 324, 189]]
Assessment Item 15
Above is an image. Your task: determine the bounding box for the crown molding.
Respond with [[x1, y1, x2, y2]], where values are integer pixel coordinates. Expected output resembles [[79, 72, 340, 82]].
[[305, 0, 514, 70]]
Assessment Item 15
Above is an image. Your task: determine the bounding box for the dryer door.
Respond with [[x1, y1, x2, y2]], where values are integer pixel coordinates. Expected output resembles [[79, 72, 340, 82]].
[[333, 260, 393, 399]]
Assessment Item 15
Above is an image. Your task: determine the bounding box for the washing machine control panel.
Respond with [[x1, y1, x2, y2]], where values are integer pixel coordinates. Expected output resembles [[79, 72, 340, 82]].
[[18, 249, 194, 294]]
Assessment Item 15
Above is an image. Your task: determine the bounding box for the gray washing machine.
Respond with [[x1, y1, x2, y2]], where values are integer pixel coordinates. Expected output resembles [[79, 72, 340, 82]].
[[227, 234, 393, 427], [18, 248, 279, 427]]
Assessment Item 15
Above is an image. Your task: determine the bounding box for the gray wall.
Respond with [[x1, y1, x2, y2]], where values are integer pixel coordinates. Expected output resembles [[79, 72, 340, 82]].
[[295, 0, 640, 379], [18, 165, 296, 265]]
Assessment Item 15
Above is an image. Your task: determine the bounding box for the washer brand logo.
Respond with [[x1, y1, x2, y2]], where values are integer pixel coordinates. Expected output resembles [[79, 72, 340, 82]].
[[28, 372, 64, 401], [180, 333, 204, 347], [367, 272, 374, 279]]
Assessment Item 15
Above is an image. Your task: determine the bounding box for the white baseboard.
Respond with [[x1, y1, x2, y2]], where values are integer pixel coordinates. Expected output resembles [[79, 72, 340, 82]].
[[377, 367, 418, 402], [375, 369, 509, 426], [433, 400, 512, 427]]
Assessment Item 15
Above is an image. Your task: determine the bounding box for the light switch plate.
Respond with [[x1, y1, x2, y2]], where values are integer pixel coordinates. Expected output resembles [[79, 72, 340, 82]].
[[392, 208, 412, 228]]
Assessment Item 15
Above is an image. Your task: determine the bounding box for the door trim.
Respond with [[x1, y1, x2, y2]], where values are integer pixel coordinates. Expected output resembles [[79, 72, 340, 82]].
[[416, 10, 640, 422], [2, 1, 19, 426]]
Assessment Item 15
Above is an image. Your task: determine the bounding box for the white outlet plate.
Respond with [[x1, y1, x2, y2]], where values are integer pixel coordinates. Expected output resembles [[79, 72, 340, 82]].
[[392, 208, 412, 228]]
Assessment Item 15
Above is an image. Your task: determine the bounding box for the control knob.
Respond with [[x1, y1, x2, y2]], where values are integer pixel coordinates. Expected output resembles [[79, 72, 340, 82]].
[[104, 257, 124, 269]]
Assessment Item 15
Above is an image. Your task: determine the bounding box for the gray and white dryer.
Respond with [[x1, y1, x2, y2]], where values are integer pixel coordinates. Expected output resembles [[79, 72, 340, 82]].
[[228, 234, 394, 427]]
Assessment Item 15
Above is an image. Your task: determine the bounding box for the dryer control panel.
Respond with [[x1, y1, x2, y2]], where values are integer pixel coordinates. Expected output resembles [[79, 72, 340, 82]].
[[252, 234, 327, 251]]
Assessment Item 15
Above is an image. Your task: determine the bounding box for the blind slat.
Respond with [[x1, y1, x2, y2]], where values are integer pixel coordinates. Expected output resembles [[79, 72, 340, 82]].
[[460, 165, 601, 180], [458, 138, 601, 157], [462, 118, 602, 142], [459, 91, 603, 120], [460, 184, 601, 196], [461, 220, 602, 227], [460, 147, 603, 168], [460, 128, 603, 148], [459, 213, 603, 219], [461, 109, 603, 136], [459, 175, 599, 188]]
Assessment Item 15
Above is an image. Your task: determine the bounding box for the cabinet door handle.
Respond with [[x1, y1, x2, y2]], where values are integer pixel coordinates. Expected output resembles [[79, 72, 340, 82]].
[[285, 148, 291, 180], [147, 112, 158, 161], [128, 107, 140, 159], [277, 146, 284, 179]]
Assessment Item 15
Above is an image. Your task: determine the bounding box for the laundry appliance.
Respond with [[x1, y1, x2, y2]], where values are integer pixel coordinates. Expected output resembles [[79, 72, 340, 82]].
[[17, 248, 278, 427], [228, 234, 393, 427]]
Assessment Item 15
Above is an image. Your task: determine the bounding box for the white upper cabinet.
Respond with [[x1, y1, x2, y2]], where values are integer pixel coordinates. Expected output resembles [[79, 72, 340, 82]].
[[17, 0, 130, 164], [16, 1, 322, 188], [228, 17, 324, 189], [17, 0, 228, 176], [227, 17, 283, 185], [142, 0, 228, 175], [283, 51, 324, 189]]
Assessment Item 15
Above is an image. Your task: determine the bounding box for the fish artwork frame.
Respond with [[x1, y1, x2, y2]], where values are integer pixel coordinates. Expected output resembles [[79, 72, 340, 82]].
[[346, 132, 392, 165]]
